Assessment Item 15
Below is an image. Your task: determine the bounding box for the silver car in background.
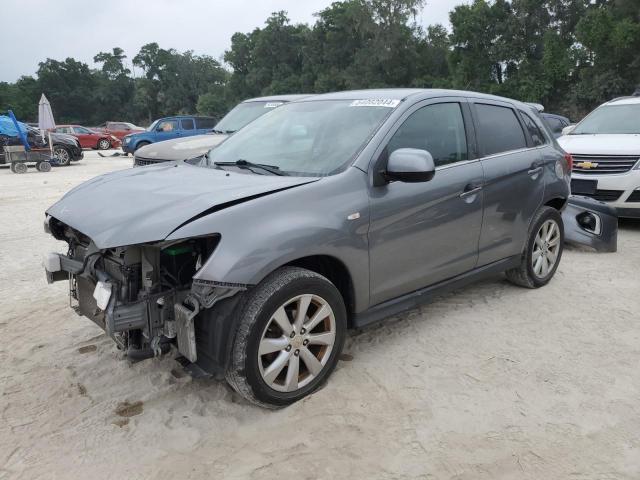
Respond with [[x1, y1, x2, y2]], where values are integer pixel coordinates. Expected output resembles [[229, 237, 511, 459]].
[[133, 94, 310, 166]]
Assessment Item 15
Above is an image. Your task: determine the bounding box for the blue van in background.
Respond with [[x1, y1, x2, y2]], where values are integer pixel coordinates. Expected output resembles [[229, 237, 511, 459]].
[[121, 115, 217, 153]]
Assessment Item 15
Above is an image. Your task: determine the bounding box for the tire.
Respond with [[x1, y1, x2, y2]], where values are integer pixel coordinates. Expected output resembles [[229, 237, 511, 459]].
[[52, 146, 71, 166], [97, 138, 111, 150], [134, 141, 150, 152], [506, 206, 564, 288], [13, 162, 28, 174], [36, 161, 51, 172], [226, 267, 347, 408]]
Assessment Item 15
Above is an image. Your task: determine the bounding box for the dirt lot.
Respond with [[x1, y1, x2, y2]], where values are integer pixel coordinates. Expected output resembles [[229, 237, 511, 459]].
[[1, 152, 639, 480]]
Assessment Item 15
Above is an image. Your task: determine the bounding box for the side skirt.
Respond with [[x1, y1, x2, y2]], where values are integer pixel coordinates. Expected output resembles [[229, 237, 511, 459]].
[[353, 255, 521, 329]]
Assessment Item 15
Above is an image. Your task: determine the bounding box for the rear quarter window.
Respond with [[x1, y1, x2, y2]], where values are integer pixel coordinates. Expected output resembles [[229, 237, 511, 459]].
[[195, 117, 217, 129], [475, 103, 527, 156], [520, 111, 547, 146]]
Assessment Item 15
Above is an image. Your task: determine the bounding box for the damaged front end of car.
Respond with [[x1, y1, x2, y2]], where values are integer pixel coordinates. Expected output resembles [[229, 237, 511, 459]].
[[43, 215, 244, 367]]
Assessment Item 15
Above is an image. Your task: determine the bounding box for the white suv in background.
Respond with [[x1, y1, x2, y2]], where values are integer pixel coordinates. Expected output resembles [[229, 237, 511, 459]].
[[558, 96, 640, 218]]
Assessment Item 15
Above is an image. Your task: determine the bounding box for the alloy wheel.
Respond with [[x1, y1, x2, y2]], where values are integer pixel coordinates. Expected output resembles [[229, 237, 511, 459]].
[[258, 294, 336, 392], [98, 139, 111, 150], [53, 147, 70, 164], [532, 219, 561, 278]]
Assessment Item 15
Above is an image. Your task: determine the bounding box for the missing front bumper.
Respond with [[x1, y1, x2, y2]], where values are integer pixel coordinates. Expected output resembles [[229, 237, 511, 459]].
[[562, 195, 618, 252]]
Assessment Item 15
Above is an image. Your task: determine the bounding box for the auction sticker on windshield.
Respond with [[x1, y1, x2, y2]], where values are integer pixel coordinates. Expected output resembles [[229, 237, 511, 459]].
[[350, 99, 401, 108]]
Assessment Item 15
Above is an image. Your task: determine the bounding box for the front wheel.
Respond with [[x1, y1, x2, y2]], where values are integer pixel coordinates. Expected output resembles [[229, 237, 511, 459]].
[[506, 206, 564, 288], [134, 141, 150, 152], [226, 267, 347, 408], [97, 138, 111, 150], [52, 146, 71, 166]]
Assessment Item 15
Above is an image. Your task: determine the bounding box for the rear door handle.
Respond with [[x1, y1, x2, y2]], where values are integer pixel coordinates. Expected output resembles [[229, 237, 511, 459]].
[[528, 162, 543, 176], [460, 183, 483, 198]]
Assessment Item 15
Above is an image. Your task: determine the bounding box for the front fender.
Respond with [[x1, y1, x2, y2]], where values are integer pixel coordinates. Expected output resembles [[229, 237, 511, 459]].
[[167, 167, 371, 312]]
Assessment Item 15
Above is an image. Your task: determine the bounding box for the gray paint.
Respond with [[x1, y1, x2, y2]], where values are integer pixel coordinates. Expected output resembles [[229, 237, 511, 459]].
[[47, 88, 571, 316], [47, 162, 318, 249]]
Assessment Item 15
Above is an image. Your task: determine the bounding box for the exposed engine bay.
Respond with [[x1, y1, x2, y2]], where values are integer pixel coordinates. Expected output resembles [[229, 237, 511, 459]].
[[44, 215, 242, 365]]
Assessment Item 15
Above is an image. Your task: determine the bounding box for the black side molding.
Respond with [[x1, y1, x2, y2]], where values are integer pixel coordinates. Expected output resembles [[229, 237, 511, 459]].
[[353, 255, 521, 329]]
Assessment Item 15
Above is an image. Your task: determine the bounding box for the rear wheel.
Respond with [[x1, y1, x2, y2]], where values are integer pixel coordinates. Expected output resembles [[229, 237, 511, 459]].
[[226, 267, 347, 407], [506, 206, 564, 288], [36, 161, 51, 172], [53, 146, 71, 166], [97, 138, 111, 150]]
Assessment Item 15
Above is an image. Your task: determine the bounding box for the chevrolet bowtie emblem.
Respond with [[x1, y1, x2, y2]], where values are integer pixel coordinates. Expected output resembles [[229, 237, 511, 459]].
[[576, 161, 598, 169]]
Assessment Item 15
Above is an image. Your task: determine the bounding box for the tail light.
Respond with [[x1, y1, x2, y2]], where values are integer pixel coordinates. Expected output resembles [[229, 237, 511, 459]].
[[564, 153, 573, 172]]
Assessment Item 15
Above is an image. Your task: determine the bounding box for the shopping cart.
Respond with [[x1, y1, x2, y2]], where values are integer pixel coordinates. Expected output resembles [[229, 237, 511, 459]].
[[1, 110, 54, 173], [2, 144, 52, 173]]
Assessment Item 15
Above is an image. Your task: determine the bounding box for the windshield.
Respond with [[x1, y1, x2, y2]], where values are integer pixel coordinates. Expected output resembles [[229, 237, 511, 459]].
[[214, 101, 282, 133], [146, 120, 158, 132], [204, 100, 394, 176], [572, 104, 640, 134]]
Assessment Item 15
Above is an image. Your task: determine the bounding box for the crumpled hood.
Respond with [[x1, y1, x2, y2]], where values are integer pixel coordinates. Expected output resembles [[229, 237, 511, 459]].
[[558, 134, 640, 156], [47, 162, 317, 248], [135, 133, 228, 162]]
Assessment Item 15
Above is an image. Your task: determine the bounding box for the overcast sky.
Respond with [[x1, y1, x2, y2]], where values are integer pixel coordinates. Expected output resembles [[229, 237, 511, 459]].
[[2, 0, 462, 83]]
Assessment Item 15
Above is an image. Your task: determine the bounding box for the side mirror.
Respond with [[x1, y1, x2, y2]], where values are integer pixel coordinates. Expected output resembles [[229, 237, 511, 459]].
[[561, 125, 575, 136], [385, 148, 435, 183]]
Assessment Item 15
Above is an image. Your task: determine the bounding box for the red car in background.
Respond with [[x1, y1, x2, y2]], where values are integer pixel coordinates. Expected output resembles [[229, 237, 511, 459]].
[[52, 125, 121, 150], [95, 121, 144, 140]]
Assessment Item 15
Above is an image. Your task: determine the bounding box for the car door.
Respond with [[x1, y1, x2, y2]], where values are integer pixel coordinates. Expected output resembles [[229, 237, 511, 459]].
[[368, 99, 484, 306], [72, 126, 94, 148], [469, 100, 545, 266], [153, 118, 180, 142]]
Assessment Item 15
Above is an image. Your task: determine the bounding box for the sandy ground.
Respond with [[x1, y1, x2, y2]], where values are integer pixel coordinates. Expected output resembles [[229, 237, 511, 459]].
[[1, 151, 639, 480]]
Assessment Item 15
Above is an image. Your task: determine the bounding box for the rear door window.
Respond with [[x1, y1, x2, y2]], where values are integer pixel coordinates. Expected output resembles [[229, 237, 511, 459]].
[[475, 103, 527, 156], [181, 118, 195, 130]]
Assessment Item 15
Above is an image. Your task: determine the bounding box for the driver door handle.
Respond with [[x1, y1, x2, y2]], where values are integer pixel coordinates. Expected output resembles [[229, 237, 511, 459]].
[[460, 183, 483, 198]]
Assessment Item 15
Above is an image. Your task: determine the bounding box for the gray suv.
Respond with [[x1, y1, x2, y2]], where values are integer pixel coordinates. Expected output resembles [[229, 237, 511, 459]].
[[44, 89, 571, 407]]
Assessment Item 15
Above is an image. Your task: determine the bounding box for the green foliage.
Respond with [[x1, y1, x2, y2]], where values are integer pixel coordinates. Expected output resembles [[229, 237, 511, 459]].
[[1, 0, 638, 124]]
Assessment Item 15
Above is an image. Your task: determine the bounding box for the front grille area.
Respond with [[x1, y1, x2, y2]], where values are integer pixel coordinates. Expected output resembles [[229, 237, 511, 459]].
[[627, 190, 640, 202], [579, 189, 624, 202], [572, 154, 639, 175], [134, 157, 160, 167]]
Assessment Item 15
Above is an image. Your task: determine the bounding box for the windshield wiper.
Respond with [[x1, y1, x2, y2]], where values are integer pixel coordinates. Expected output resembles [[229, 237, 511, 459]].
[[211, 129, 236, 134], [214, 159, 285, 176]]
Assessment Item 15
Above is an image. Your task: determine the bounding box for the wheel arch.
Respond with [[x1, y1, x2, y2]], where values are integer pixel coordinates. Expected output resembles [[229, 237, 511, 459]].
[[283, 255, 356, 327], [544, 196, 568, 211]]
